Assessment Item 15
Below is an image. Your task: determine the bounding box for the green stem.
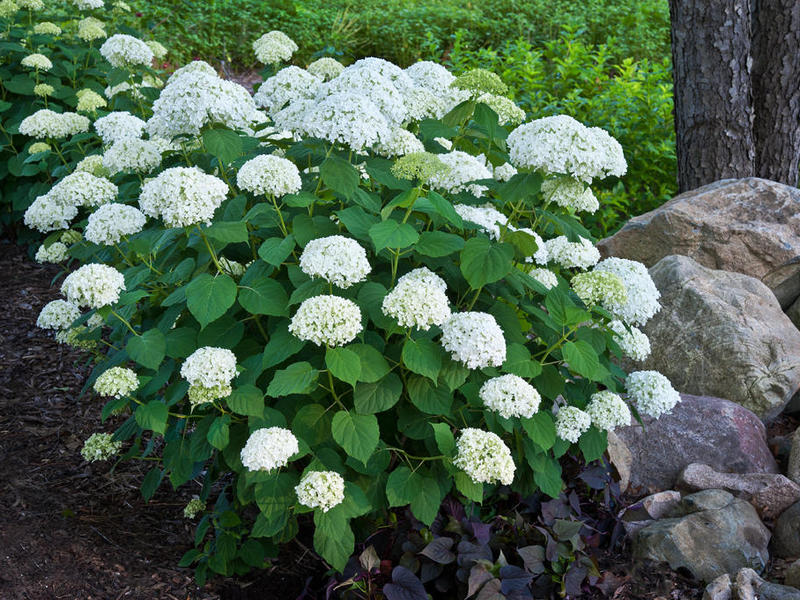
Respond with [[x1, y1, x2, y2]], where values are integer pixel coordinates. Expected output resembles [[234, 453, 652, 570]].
[[110, 308, 139, 336], [195, 225, 224, 273]]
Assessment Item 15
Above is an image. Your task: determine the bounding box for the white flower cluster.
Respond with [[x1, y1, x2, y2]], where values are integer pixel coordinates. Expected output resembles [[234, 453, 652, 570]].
[[289, 295, 363, 347], [93, 366, 139, 398], [77, 16, 107, 41], [19, 109, 90, 139], [34, 242, 68, 263], [586, 391, 631, 431], [254, 66, 321, 114], [139, 167, 228, 228], [381, 267, 451, 330], [299, 236, 371, 289], [541, 177, 599, 214], [295, 471, 346, 512], [454, 428, 515, 486], [595, 257, 661, 326], [608, 319, 651, 362], [181, 346, 237, 406], [626, 370, 681, 418], [454, 204, 508, 240], [21, 53, 52, 70], [49, 171, 118, 208], [236, 154, 302, 197], [253, 30, 297, 65], [374, 128, 425, 158], [81, 432, 122, 462], [545, 236, 600, 270], [73, 0, 104, 9], [555, 405, 591, 443], [492, 161, 518, 182], [183, 496, 205, 519], [34, 22, 62, 35], [36, 299, 80, 330], [571, 270, 628, 307], [146, 40, 168, 60], [75, 155, 108, 177], [99, 34, 154, 68], [428, 151, 492, 197], [477, 93, 526, 126], [440, 312, 506, 369], [103, 138, 162, 174], [507, 115, 627, 183], [241, 427, 299, 472], [300, 93, 390, 151], [479, 374, 541, 419], [76, 89, 107, 113], [85, 203, 146, 245], [61, 263, 125, 309], [24, 194, 78, 233], [95, 111, 147, 144], [530, 268, 558, 290], [307, 57, 345, 80]]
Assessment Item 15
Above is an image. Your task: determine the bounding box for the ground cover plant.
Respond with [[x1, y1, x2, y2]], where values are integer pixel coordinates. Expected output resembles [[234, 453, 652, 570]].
[[7, 3, 683, 596]]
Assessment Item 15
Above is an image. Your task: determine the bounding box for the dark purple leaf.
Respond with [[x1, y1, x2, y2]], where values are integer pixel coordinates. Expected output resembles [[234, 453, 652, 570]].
[[467, 564, 494, 597], [564, 562, 588, 598], [420, 537, 456, 564], [420, 562, 442, 583], [500, 565, 533, 594], [457, 541, 493, 568], [517, 545, 545, 575], [383, 566, 427, 600], [469, 522, 492, 545], [474, 578, 504, 600]]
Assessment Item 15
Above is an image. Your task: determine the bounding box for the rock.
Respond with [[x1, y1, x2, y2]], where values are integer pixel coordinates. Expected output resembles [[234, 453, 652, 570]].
[[788, 298, 800, 330], [640, 255, 800, 420], [773, 501, 800, 558], [703, 569, 800, 600], [704, 574, 732, 600], [597, 178, 800, 308], [633, 489, 770, 582], [677, 463, 800, 519], [788, 429, 800, 486], [606, 430, 632, 492], [619, 491, 682, 535], [613, 394, 778, 493], [785, 559, 800, 588]]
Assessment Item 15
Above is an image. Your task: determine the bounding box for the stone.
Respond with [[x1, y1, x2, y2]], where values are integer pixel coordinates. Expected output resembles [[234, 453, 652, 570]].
[[619, 491, 682, 535], [597, 178, 800, 308], [677, 463, 800, 519], [788, 298, 800, 330], [639, 255, 800, 420], [703, 574, 733, 600], [788, 429, 800, 486], [773, 501, 800, 558], [633, 489, 770, 582], [703, 569, 800, 600], [785, 559, 800, 588], [606, 430, 632, 491], [613, 394, 778, 493]]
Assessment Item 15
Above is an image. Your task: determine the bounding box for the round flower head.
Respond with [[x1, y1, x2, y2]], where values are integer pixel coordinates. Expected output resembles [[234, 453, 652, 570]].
[[381, 267, 451, 331], [35, 241, 68, 263], [594, 257, 661, 326], [36, 299, 80, 330], [253, 30, 297, 65], [240, 427, 299, 472], [24, 194, 78, 232], [454, 204, 507, 240], [21, 53, 52, 71], [542, 177, 600, 214], [183, 497, 205, 519], [316, 66, 409, 125], [34, 22, 61, 35], [555, 406, 591, 443], [428, 151, 492, 197], [180, 347, 237, 406], [507, 115, 627, 183], [77, 16, 107, 41], [73, 0, 104, 8], [295, 471, 346, 512], [391, 152, 449, 182], [85, 203, 146, 245], [307, 57, 344, 81], [375, 128, 425, 158], [608, 319, 651, 362], [56, 325, 97, 350], [28, 142, 51, 154], [289, 295, 363, 347], [493, 161, 518, 182], [452, 69, 508, 96], [299, 236, 371, 289], [49, 171, 118, 208], [61, 263, 125, 309], [253, 66, 321, 114], [405, 61, 456, 95], [0, 0, 18, 18], [75, 155, 109, 178], [146, 40, 168, 60], [477, 93, 525, 126], [60, 230, 82, 245], [586, 390, 631, 431], [626, 370, 681, 418], [100, 34, 154, 68], [530, 268, 558, 290], [454, 428, 515, 486], [76, 89, 107, 113], [571, 270, 627, 307], [139, 167, 228, 228], [81, 432, 122, 462], [94, 366, 139, 398], [545, 236, 600, 270], [440, 312, 506, 370], [301, 93, 390, 151], [94, 111, 146, 145], [18, 0, 44, 9], [479, 374, 541, 419], [103, 138, 162, 175], [33, 83, 54, 97], [236, 154, 302, 197], [19, 110, 89, 139]]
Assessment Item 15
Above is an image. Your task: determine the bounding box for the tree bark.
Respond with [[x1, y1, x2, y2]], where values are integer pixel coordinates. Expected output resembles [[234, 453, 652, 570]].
[[751, 0, 800, 186], [669, 0, 755, 192]]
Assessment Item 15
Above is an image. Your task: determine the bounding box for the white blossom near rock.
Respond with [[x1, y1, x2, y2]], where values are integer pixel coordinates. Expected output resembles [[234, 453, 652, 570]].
[[428, 151, 493, 197], [541, 177, 600, 214], [289, 295, 363, 347], [236, 154, 302, 197], [608, 319, 651, 362], [299, 236, 371, 289], [586, 390, 631, 431], [34, 241, 68, 263], [626, 370, 681, 418], [253, 30, 297, 65], [240, 427, 299, 472], [440, 312, 506, 369], [49, 171, 118, 208], [84, 203, 146, 245], [99, 34, 154, 68], [479, 374, 541, 419], [381, 267, 451, 330], [61, 263, 125, 309], [454, 428, 515, 485], [103, 138, 162, 174], [295, 471, 346, 512], [555, 405, 592, 443], [595, 257, 661, 326], [19, 109, 90, 139], [93, 366, 139, 398], [81, 432, 122, 462], [139, 167, 228, 228], [36, 299, 80, 330], [454, 204, 508, 240], [571, 270, 628, 307], [545, 235, 600, 270]]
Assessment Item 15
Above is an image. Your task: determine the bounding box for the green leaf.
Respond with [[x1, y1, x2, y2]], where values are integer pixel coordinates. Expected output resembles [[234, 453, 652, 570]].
[[165, 327, 197, 359], [226, 385, 264, 417], [545, 290, 590, 327], [135, 401, 168, 434], [522, 411, 556, 451], [503, 343, 542, 378], [562, 340, 607, 381], [414, 231, 465, 257], [258, 235, 296, 266], [238, 277, 288, 316], [368, 220, 419, 251], [430, 422, 455, 456], [498, 172, 541, 204], [126, 328, 165, 371], [262, 322, 305, 369], [579, 427, 607, 463], [331, 411, 379, 465], [325, 347, 362, 387], [186, 273, 237, 329], [425, 191, 464, 226], [255, 472, 297, 520], [314, 510, 354, 572], [266, 362, 319, 397], [402, 338, 442, 382], [530, 453, 563, 499], [386, 466, 416, 506], [454, 471, 483, 503], [406, 375, 452, 415], [203, 127, 243, 164], [320, 156, 359, 199], [336, 206, 379, 240], [354, 373, 403, 414], [140, 467, 163, 501], [385, 467, 441, 525], [291, 403, 330, 446], [204, 221, 248, 244], [207, 415, 231, 450], [348, 344, 390, 383], [459, 236, 513, 289]]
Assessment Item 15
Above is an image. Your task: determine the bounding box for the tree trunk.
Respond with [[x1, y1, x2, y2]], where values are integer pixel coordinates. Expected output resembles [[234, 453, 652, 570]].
[[669, 0, 755, 192], [751, 0, 800, 186]]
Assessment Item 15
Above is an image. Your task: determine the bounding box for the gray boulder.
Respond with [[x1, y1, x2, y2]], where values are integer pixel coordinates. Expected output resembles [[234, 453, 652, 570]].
[[704, 569, 800, 600], [598, 178, 800, 308], [640, 255, 800, 420], [773, 501, 800, 558], [633, 490, 770, 583]]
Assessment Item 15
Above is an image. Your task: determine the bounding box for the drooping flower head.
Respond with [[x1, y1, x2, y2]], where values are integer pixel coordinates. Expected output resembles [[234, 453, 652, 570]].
[[81, 432, 122, 462], [586, 390, 631, 431], [24, 194, 78, 232], [94, 366, 139, 398], [34, 241, 68, 263], [180, 346, 237, 406], [36, 299, 80, 330], [608, 319, 651, 362], [541, 177, 599, 214], [594, 257, 661, 326], [626, 370, 681, 418]]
